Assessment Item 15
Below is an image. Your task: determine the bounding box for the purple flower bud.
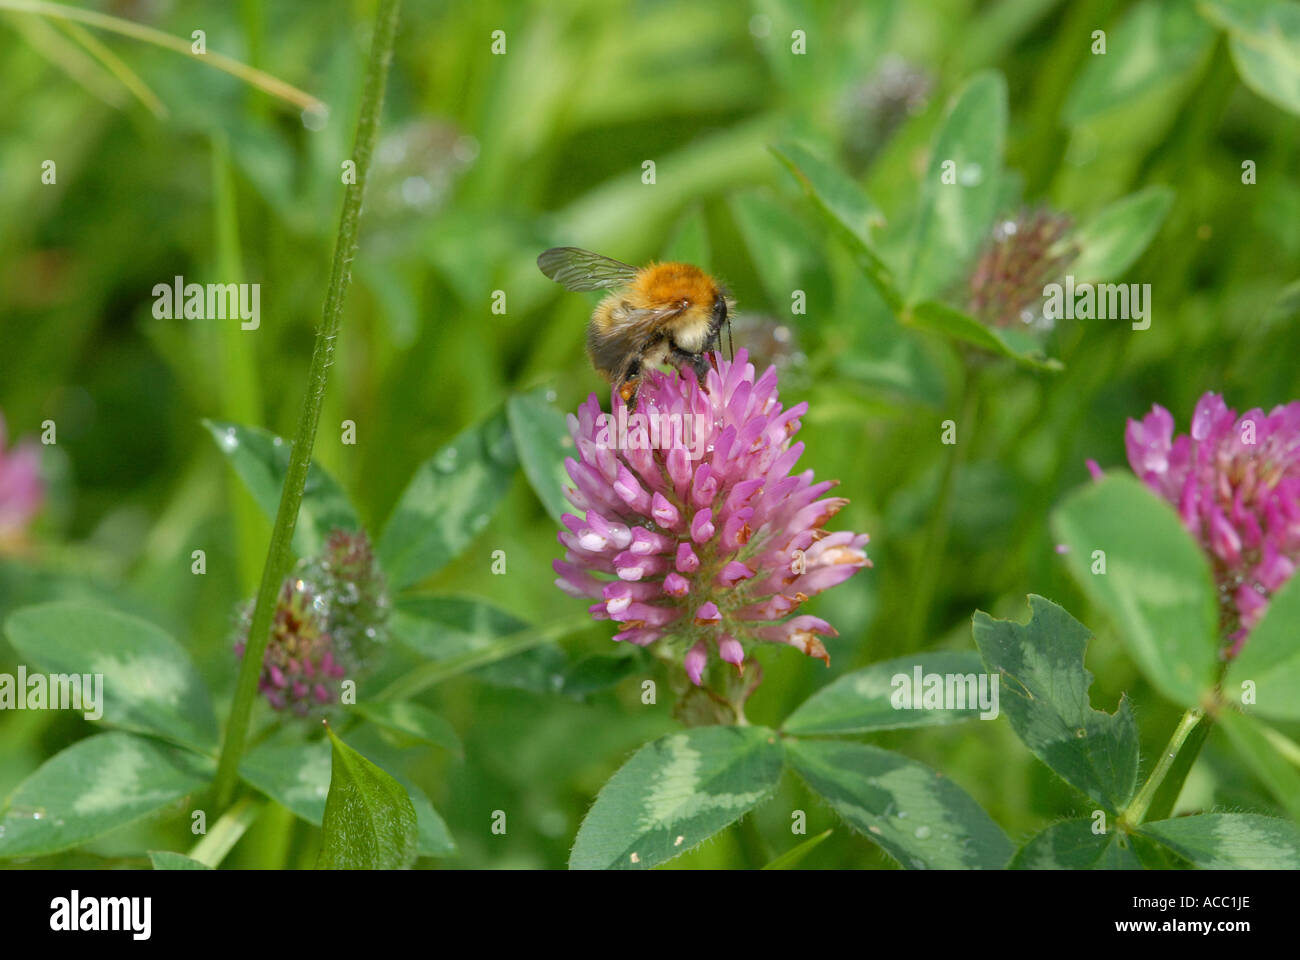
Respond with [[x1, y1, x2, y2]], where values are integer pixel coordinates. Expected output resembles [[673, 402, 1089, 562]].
[[684, 642, 708, 686], [717, 634, 745, 669], [690, 508, 715, 544], [693, 602, 722, 625], [718, 561, 755, 586]]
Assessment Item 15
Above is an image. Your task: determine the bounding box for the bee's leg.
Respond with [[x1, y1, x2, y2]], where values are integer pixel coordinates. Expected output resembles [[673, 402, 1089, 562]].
[[616, 358, 643, 409], [691, 353, 710, 385], [668, 345, 710, 386], [618, 374, 639, 408]]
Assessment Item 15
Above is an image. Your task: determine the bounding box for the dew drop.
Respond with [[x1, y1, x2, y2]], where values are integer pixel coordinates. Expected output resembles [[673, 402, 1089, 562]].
[[220, 428, 238, 452], [401, 175, 434, 208], [914, 825, 931, 840], [488, 429, 515, 464], [434, 447, 459, 472], [301, 105, 329, 131], [897, 810, 908, 819], [537, 809, 567, 837], [452, 135, 480, 165], [545, 390, 557, 403], [958, 163, 984, 187]]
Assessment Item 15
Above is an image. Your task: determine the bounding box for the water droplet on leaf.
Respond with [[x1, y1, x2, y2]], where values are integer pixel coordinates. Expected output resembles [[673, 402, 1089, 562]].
[[434, 447, 459, 472], [958, 162, 983, 187]]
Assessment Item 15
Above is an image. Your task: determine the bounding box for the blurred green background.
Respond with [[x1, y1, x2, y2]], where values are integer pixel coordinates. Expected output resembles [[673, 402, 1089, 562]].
[[1, 0, 1298, 868]]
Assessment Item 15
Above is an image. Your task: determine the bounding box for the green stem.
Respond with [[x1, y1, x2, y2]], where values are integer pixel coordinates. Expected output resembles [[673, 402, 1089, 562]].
[[187, 794, 264, 868], [1144, 712, 1212, 823], [211, 135, 266, 596], [210, 0, 401, 811], [737, 814, 770, 869], [901, 363, 980, 653], [1260, 724, 1300, 771], [1014, 0, 1118, 196], [1121, 707, 1204, 829]]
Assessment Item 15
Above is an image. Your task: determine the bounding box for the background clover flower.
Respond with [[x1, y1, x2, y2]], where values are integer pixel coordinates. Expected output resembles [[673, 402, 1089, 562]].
[[235, 529, 389, 713], [0, 413, 44, 551], [1126, 392, 1300, 654], [552, 349, 871, 689], [967, 207, 1077, 331], [303, 529, 391, 661], [838, 55, 932, 174]]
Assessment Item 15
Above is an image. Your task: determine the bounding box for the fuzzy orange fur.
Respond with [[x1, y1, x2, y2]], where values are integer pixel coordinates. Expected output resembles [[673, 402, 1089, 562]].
[[630, 261, 719, 309]]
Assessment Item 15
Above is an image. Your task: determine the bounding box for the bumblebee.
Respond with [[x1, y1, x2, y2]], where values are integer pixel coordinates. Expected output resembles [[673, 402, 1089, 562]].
[[537, 247, 734, 404]]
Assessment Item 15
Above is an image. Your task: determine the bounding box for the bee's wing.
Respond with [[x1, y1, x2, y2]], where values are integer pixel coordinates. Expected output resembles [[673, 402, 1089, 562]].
[[538, 247, 639, 291]]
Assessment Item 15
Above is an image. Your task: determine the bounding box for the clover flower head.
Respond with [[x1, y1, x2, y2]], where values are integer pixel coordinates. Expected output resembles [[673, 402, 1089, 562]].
[[301, 528, 391, 661], [840, 55, 932, 173], [1126, 392, 1300, 654], [235, 578, 346, 714], [968, 207, 1077, 331], [235, 529, 388, 714], [0, 413, 44, 549], [552, 349, 871, 687]]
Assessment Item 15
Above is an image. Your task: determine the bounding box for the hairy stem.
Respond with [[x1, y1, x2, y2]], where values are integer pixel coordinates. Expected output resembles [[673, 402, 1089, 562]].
[[210, 0, 401, 810]]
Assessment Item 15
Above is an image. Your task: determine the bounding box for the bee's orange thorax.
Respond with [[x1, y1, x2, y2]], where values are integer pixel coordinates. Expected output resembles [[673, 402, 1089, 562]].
[[631, 261, 718, 309]]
